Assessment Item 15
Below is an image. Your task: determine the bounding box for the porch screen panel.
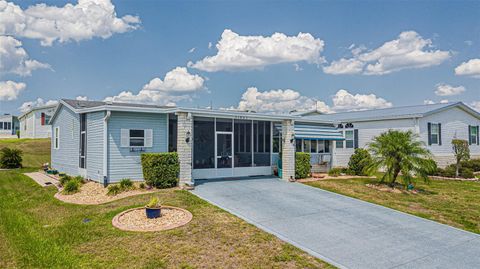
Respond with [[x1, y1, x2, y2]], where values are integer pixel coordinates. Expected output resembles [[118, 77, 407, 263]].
[[253, 120, 271, 166], [234, 120, 252, 167], [193, 117, 215, 169]]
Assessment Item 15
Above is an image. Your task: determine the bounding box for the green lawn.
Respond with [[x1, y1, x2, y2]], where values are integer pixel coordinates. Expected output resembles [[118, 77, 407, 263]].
[[0, 138, 50, 168], [305, 177, 480, 234], [0, 138, 331, 268]]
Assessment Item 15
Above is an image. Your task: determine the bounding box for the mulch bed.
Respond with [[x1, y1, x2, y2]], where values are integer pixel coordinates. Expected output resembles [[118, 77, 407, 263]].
[[112, 206, 193, 232], [55, 182, 166, 205]]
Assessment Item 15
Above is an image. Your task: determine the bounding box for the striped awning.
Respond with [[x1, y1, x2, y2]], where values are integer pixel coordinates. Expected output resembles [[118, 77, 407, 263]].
[[294, 124, 344, 140]]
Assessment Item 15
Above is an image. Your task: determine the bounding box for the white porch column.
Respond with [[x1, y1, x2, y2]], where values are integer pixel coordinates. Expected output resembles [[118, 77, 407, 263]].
[[176, 112, 193, 187], [281, 119, 295, 181]]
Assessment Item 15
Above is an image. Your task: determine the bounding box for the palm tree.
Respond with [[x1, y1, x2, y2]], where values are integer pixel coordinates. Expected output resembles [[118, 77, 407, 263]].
[[366, 130, 435, 187]]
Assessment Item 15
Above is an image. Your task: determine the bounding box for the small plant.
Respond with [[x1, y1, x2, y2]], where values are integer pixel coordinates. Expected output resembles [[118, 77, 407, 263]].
[[452, 139, 470, 178], [328, 167, 344, 177], [119, 178, 134, 190], [59, 175, 73, 186], [16, 130, 20, 138], [73, 175, 86, 184], [139, 182, 146, 189], [146, 197, 161, 208], [107, 184, 122, 196], [0, 147, 23, 169], [295, 152, 310, 179], [63, 179, 80, 194]]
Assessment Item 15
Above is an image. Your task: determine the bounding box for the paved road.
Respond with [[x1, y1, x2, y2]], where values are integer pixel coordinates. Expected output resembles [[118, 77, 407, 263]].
[[192, 177, 480, 269]]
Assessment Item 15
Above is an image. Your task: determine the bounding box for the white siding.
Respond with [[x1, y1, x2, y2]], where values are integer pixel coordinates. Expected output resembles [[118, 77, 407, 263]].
[[332, 118, 416, 167], [419, 107, 480, 167], [19, 106, 56, 138]]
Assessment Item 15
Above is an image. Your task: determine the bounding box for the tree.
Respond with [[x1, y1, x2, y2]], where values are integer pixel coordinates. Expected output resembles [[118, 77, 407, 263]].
[[451, 139, 470, 178], [366, 130, 434, 187]]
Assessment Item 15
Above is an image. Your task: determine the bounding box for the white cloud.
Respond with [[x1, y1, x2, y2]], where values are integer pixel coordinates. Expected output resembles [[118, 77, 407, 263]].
[[236, 87, 331, 113], [331, 89, 393, 111], [105, 67, 205, 105], [188, 47, 195, 53], [0, 36, 50, 76], [19, 97, 58, 112], [465, 40, 473, 46], [440, 99, 449, 104], [470, 101, 480, 112], [0, 80, 25, 100], [293, 63, 303, 71], [424, 99, 435, 105], [208, 42, 212, 49], [434, 83, 465, 96], [0, 0, 140, 46], [75, 95, 88, 101], [324, 31, 451, 75], [455, 59, 480, 78], [188, 29, 325, 72]]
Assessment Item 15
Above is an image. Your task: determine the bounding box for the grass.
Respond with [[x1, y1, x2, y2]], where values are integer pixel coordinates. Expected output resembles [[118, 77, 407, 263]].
[[0, 138, 331, 268], [0, 138, 50, 168], [305, 177, 480, 234]]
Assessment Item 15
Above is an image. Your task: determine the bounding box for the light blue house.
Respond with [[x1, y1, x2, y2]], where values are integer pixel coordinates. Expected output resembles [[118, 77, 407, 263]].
[[50, 99, 480, 185]]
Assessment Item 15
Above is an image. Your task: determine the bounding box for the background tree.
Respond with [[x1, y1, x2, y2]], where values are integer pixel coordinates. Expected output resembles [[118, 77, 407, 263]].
[[0, 147, 23, 169], [366, 130, 434, 187], [451, 139, 470, 178]]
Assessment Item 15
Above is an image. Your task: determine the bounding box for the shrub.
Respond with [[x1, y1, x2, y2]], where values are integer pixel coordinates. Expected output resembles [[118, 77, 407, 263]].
[[348, 148, 373, 176], [119, 178, 134, 190], [141, 153, 179, 188], [63, 179, 80, 194], [0, 147, 23, 169], [59, 175, 73, 186], [436, 164, 475, 179], [295, 152, 310, 179], [328, 167, 343, 177], [424, 159, 438, 176], [146, 197, 160, 208], [107, 184, 122, 196], [73, 175, 86, 184], [461, 159, 480, 172], [139, 182, 146, 189]]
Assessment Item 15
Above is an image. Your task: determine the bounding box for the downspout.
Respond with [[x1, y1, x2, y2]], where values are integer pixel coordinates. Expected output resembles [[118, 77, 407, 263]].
[[103, 110, 111, 187]]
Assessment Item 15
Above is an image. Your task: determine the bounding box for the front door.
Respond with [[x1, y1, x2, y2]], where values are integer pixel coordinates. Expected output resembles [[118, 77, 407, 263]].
[[216, 132, 233, 173]]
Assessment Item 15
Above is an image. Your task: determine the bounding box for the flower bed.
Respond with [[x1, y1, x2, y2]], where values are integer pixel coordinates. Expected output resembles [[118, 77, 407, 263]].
[[112, 206, 192, 232]]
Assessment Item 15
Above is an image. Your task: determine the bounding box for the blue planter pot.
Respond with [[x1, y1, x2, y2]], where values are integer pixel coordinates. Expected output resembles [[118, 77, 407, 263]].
[[145, 207, 161, 219]]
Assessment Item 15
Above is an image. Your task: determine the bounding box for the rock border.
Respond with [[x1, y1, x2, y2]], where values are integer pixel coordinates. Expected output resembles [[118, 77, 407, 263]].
[[112, 206, 193, 232]]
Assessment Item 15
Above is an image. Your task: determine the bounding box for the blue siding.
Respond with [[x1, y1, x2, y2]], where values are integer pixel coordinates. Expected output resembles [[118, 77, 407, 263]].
[[86, 111, 104, 182], [51, 105, 80, 176], [107, 112, 168, 182]]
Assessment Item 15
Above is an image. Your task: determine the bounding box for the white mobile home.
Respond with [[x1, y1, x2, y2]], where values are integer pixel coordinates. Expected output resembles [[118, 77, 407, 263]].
[[0, 114, 19, 138], [49, 99, 480, 186], [19, 104, 57, 139]]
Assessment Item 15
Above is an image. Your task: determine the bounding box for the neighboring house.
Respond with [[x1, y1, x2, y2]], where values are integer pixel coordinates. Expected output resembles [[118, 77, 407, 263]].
[[302, 102, 480, 167], [18, 105, 57, 138], [0, 114, 19, 138], [49, 99, 480, 185]]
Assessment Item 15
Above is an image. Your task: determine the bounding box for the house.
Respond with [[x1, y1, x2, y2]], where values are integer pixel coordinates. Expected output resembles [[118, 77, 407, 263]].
[[301, 102, 480, 167], [49, 99, 480, 186], [18, 104, 57, 138], [0, 114, 19, 138]]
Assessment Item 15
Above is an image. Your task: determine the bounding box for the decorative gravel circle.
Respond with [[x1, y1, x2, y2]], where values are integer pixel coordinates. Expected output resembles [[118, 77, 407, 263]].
[[112, 206, 193, 232]]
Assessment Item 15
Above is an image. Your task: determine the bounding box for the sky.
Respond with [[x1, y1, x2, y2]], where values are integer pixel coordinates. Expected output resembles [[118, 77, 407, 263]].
[[0, 0, 479, 115]]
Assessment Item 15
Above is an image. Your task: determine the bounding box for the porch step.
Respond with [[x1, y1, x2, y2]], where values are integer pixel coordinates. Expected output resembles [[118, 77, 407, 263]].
[[311, 164, 329, 173]]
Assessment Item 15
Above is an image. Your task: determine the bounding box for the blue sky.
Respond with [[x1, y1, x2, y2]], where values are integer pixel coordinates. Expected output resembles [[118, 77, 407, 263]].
[[0, 0, 479, 114]]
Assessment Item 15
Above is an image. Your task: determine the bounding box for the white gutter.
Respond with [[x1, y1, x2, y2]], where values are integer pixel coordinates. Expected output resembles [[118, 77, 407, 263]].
[[103, 110, 111, 186]]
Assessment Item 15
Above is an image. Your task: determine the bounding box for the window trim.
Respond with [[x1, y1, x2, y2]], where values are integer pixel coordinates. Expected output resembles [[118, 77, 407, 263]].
[[345, 130, 355, 149], [470, 125, 479, 145], [54, 127, 60, 149], [430, 123, 440, 145]]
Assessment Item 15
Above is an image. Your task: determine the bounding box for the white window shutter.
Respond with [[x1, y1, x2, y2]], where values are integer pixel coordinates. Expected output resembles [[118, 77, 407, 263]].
[[145, 129, 153, 147], [121, 129, 129, 147]]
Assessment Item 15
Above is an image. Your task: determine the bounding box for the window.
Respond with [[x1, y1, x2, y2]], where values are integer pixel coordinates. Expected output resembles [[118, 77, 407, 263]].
[[7, 122, 11, 130], [430, 123, 439, 145], [168, 115, 177, 152], [193, 117, 215, 169], [303, 140, 311, 153], [318, 140, 325, 153], [79, 114, 86, 169], [336, 133, 344, 149], [129, 129, 145, 147], [234, 120, 252, 167], [311, 140, 317, 153], [272, 122, 282, 153], [54, 127, 60, 149], [253, 120, 271, 166], [345, 130, 354, 148], [295, 139, 302, 152], [0, 122, 3, 130], [470, 125, 479, 145]]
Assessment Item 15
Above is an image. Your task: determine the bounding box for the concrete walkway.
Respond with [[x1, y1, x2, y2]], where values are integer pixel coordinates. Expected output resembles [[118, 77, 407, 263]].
[[24, 172, 60, 188], [192, 177, 480, 269]]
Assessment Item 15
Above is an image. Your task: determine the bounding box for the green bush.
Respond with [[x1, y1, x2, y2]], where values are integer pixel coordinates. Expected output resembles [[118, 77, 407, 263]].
[[141, 152, 179, 188], [107, 184, 122, 196], [348, 148, 373, 176], [63, 179, 80, 194], [328, 167, 343, 177], [461, 159, 480, 172], [119, 178, 134, 190], [139, 182, 146, 189], [295, 152, 310, 179], [436, 164, 475, 179], [0, 147, 23, 169]]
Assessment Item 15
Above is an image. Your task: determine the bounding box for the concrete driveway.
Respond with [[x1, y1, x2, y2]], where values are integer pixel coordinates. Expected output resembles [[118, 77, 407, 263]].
[[191, 177, 480, 269]]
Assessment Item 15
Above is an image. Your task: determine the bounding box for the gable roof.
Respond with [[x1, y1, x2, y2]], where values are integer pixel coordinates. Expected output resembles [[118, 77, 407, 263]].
[[302, 102, 480, 122], [18, 104, 58, 120]]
